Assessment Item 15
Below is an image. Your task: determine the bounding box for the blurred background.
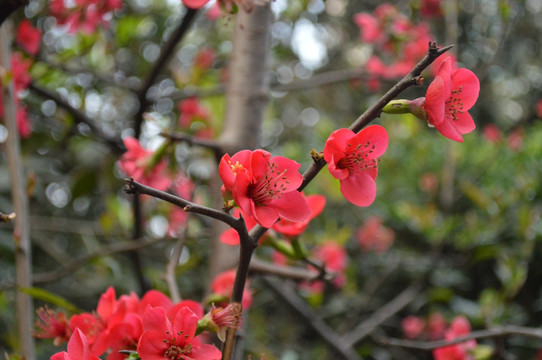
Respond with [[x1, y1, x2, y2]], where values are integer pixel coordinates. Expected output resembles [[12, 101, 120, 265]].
[[2, 0, 542, 359]]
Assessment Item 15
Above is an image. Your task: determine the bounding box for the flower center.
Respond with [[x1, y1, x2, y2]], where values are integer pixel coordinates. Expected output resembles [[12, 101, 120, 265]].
[[446, 85, 465, 122], [337, 142, 378, 173], [163, 344, 193, 360], [228, 160, 246, 176], [248, 162, 289, 205]]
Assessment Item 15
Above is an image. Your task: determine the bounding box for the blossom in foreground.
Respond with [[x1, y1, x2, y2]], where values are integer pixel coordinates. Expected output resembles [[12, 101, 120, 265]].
[[34, 307, 71, 346], [423, 58, 480, 142], [118, 137, 171, 191], [137, 306, 221, 360], [50, 328, 100, 360], [219, 149, 310, 228], [323, 126, 388, 207]]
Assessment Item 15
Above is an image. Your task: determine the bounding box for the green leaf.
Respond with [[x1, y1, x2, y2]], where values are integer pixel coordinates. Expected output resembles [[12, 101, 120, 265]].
[[19, 287, 83, 313]]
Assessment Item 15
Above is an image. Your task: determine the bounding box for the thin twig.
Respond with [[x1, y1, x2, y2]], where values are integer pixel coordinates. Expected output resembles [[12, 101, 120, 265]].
[[249, 257, 322, 282], [378, 325, 542, 351], [124, 178, 241, 229], [160, 131, 223, 159], [28, 82, 125, 154], [165, 236, 186, 303], [134, 9, 198, 138], [344, 280, 425, 347], [261, 276, 363, 360]]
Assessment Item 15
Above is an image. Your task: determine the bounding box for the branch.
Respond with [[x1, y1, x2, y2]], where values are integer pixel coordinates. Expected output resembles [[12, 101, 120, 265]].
[[249, 257, 322, 282], [28, 83, 125, 154], [261, 276, 363, 360], [160, 131, 223, 159], [165, 236, 186, 303], [298, 42, 454, 192], [124, 178, 241, 229], [1, 20, 35, 358], [378, 325, 542, 351], [344, 280, 425, 347], [134, 9, 198, 138], [0, 0, 28, 27]]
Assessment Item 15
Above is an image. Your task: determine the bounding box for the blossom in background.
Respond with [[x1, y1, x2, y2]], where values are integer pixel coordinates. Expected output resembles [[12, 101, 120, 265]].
[[167, 175, 195, 236], [356, 216, 395, 253], [312, 241, 348, 288], [182, 0, 210, 9], [420, 0, 443, 18], [423, 58, 480, 142], [210, 269, 253, 309], [219, 149, 310, 228], [50, 0, 122, 33], [137, 306, 221, 360], [16, 19, 42, 55], [118, 137, 171, 191], [50, 328, 100, 360], [508, 127, 524, 151], [323, 126, 388, 207], [482, 124, 502, 144], [402, 316, 425, 339], [433, 316, 477, 360], [178, 97, 211, 128]]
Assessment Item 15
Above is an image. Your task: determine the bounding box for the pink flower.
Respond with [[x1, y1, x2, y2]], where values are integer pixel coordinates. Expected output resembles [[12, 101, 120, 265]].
[[118, 137, 171, 191], [210, 269, 253, 309], [137, 306, 221, 360], [433, 316, 476, 360], [51, 328, 100, 360], [423, 58, 480, 142], [482, 124, 502, 144], [178, 97, 210, 128], [182, 0, 210, 9], [219, 149, 310, 228], [323, 126, 388, 207], [420, 0, 443, 18], [34, 307, 71, 346], [312, 241, 348, 288], [272, 194, 326, 237], [427, 312, 447, 340], [356, 216, 395, 253], [16, 20, 42, 55], [507, 127, 523, 151], [17, 106, 32, 138], [402, 316, 425, 339], [353, 13, 382, 43]]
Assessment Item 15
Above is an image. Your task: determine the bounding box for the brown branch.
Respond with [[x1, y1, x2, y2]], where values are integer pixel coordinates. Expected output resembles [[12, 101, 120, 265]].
[[160, 131, 223, 160], [249, 257, 322, 282], [378, 325, 542, 351], [124, 178, 242, 229], [165, 236, 186, 303], [1, 20, 35, 358], [261, 276, 363, 360], [344, 280, 425, 347], [28, 82, 125, 154], [134, 9, 198, 138]]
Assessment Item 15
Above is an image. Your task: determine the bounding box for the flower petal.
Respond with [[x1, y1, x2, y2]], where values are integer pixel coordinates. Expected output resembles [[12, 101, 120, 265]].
[[352, 125, 389, 158], [451, 68, 480, 110], [269, 191, 311, 223], [453, 111, 476, 134], [434, 118, 464, 142], [186, 344, 222, 360], [339, 172, 377, 207], [252, 202, 280, 228], [172, 307, 198, 346], [424, 75, 447, 126], [137, 330, 168, 360]]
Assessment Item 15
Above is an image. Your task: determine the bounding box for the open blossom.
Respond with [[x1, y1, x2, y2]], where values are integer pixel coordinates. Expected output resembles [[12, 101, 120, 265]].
[[34, 307, 71, 345], [118, 137, 171, 191], [423, 58, 480, 142], [219, 149, 310, 228], [137, 306, 221, 360], [51, 328, 100, 360], [323, 126, 388, 207]]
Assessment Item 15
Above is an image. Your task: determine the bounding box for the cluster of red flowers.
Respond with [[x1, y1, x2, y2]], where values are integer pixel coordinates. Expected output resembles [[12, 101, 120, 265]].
[[177, 97, 215, 139], [49, 0, 122, 33], [37, 283, 252, 359], [402, 314, 477, 360], [354, 4, 434, 91], [0, 20, 41, 138]]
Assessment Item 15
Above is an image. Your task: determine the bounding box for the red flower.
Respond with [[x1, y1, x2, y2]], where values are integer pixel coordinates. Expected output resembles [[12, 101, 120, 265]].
[[401, 316, 425, 339], [323, 126, 388, 207], [353, 13, 382, 43], [482, 124, 502, 144], [16, 20, 42, 55], [272, 194, 326, 237], [182, 0, 210, 9], [34, 307, 71, 346], [118, 137, 171, 191], [137, 306, 221, 360], [312, 241, 348, 288], [219, 149, 310, 228], [423, 58, 480, 142], [219, 208, 259, 246], [433, 316, 476, 360], [420, 0, 443, 18], [356, 216, 395, 253], [50, 328, 100, 360], [210, 269, 253, 309]]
